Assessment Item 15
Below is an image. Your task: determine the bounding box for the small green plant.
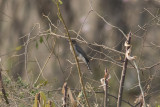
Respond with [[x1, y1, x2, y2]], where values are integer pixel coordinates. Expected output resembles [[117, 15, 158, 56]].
[[33, 91, 55, 107]]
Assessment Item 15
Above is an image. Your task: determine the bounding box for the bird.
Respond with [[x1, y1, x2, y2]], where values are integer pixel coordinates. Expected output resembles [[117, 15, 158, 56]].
[[70, 40, 92, 74]]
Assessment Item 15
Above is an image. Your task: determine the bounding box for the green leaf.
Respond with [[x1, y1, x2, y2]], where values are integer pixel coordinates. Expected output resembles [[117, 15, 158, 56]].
[[6, 70, 10, 73], [43, 80, 48, 86], [15, 45, 22, 51], [36, 80, 48, 88], [58, 0, 63, 4], [78, 91, 83, 98], [0, 92, 3, 95], [51, 102, 55, 107], [40, 36, 43, 43], [33, 94, 38, 107], [40, 91, 47, 107]]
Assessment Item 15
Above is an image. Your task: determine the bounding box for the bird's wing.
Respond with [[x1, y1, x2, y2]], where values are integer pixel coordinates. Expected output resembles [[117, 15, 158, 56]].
[[75, 44, 89, 61]]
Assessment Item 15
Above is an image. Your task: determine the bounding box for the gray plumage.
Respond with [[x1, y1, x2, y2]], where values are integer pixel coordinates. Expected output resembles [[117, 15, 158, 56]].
[[70, 40, 92, 74]]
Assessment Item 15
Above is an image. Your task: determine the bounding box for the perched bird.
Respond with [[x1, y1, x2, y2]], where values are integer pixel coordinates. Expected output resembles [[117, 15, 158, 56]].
[[70, 40, 92, 74]]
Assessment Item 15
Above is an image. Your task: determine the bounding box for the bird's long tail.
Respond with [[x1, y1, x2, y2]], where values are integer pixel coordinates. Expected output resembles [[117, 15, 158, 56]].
[[86, 62, 92, 74]]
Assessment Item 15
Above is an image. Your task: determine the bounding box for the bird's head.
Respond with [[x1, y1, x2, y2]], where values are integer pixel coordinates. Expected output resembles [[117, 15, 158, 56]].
[[71, 40, 77, 45]]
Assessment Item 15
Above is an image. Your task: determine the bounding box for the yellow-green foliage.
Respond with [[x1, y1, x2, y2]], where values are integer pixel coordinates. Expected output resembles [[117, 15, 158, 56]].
[[33, 91, 55, 107]]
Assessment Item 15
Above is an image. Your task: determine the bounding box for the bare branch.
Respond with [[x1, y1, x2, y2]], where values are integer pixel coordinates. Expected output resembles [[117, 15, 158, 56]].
[[104, 68, 109, 107], [133, 61, 146, 107], [0, 68, 9, 104], [117, 32, 132, 107]]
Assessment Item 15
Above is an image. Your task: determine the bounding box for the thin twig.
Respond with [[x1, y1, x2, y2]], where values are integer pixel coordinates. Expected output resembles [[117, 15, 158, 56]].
[[24, 25, 39, 83], [140, 61, 160, 70], [133, 61, 146, 107], [33, 31, 57, 86], [62, 83, 68, 107], [77, 9, 93, 40], [45, 88, 135, 107], [104, 68, 109, 107], [0, 68, 9, 104], [55, 1, 90, 107], [41, 31, 125, 55], [34, 57, 46, 81], [24, 33, 31, 83], [33, 49, 54, 86], [87, 0, 127, 39]]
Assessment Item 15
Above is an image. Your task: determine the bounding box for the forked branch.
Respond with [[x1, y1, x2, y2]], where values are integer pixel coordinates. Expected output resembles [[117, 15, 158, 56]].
[[117, 32, 132, 107]]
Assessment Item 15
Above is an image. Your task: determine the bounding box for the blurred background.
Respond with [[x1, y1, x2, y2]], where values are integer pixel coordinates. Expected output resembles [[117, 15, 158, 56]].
[[0, 0, 160, 106]]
